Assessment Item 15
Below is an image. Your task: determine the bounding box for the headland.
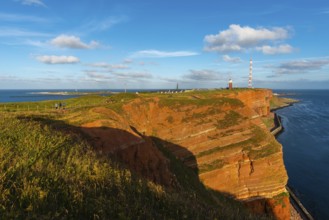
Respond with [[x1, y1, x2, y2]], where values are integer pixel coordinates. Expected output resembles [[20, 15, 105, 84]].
[[0, 88, 299, 219]]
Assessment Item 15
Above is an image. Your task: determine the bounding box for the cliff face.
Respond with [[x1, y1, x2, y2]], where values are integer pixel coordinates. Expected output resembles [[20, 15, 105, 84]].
[[74, 89, 289, 219]]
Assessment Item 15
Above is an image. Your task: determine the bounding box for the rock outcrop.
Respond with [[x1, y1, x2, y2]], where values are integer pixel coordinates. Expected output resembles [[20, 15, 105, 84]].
[[71, 89, 289, 219]]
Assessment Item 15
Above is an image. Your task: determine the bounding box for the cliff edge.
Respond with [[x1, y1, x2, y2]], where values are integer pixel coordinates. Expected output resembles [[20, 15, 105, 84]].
[[63, 89, 289, 219]]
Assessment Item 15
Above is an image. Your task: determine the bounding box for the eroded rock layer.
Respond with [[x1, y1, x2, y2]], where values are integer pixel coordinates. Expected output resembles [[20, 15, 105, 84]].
[[66, 89, 289, 219]]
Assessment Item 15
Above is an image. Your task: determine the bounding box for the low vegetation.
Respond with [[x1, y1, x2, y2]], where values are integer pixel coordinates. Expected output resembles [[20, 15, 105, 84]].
[[198, 159, 226, 174], [196, 126, 280, 160], [216, 110, 244, 129], [0, 91, 277, 219], [0, 113, 269, 219], [158, 96, 244, 109], [270, 95, 298, 110], [261, 116, 275, 130]]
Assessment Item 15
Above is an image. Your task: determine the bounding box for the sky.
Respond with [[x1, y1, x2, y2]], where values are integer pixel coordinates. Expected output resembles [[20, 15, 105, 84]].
[[1, 0, 329, 89]]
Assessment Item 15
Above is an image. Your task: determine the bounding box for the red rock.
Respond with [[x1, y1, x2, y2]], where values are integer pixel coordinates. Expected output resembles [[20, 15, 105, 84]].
[[77, 89, 289, 219]]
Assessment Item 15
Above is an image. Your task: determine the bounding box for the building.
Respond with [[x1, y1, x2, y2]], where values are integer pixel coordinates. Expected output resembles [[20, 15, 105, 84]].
[[228, 79, 233, 89]]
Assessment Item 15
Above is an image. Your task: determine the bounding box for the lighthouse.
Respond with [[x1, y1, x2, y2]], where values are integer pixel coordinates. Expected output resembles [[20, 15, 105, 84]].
[[228, 79, 233, 89]]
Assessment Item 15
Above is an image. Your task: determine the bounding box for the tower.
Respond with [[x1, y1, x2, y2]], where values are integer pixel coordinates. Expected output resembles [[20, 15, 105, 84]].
[[248, 57, 252, 88], [228, 79, 233, 89]]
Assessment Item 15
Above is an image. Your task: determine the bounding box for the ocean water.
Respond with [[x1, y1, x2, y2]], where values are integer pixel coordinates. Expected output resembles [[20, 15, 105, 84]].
[[0, 89, 182, 103], [0, 89, 127, 103], [275, 90, 329, 220], [0, 90, 79, 103]]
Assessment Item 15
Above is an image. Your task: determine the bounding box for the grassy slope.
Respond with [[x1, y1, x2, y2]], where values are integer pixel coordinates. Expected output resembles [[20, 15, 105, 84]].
[[0, 92, 272, 219], [270, 95, 298, 110]]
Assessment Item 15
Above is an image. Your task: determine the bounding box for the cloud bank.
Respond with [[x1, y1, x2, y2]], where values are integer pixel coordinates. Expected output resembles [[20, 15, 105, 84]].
[[93, 16, 128, 32], [273, 59, 329, 75], [222, 55, 242, 63], [204, 24, 293, 55], [51, 35, 99, 49], [113, 72, 152, 79], [0, 27, 50, 37], [86, 62, 129, 70], [0, 13, 47, 23], [36, 55, 80, 64], [185, 69, 223, 81], [256, 44, 293, 55], [20, 0, 46, 7], [132, 50, 198, 58]]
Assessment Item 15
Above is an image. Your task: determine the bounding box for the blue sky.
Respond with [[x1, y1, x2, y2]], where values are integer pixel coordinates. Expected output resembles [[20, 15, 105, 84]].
[[1, 0, 329, 89]]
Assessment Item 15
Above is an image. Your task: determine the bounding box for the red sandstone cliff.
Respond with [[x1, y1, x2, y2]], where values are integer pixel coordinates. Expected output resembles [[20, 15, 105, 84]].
[[65, 89, 289, 219]]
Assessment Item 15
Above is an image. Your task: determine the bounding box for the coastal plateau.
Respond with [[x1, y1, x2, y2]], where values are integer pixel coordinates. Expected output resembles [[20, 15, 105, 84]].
[[0, 88, 290, 219], [63, 88, 290, 219]]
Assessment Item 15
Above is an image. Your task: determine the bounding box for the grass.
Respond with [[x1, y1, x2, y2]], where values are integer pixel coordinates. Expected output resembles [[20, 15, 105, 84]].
[[199, 159, 226, 174], [261, 116, 275, 130], [216, 110, 244, 129], [273, 192, 289, 207], [158, 96, 244, 109], [0, 90, 278, 219], [196, 126, 280, 160], [0, 93, 139, 114], [248, 140, 281, 160], [270, 95, 298, 110], [0, 114, 270, 219]]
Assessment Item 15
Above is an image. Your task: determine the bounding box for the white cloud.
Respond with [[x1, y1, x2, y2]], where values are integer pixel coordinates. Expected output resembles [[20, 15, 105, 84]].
[[256, 44, 294, 55], [185, 69, 223, 81], [84, 70, 152, 81], [51, 35, 99, 49], [0, 27, 50, 37], [113, 72, 152, 79], [36, 55, 80, 64], [131, 50, 198, 58], [96, 16, 128, 31], [25, 40, 47, 47], [20, 0, 46, 7], [273, 59, 329, 75], [204, 24, 291, 53], [85, 71, 112, 80], [222, 55, 242, 63], [87, 62, 111, 68], [123, 59, 133, 64], [87, 62, 129, 69], [0, 13, 47, 23], [81, 16, 128, 33]]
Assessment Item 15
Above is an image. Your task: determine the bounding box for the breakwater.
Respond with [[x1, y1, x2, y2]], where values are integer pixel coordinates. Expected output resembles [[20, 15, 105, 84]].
[[272, 111, 313, 220]]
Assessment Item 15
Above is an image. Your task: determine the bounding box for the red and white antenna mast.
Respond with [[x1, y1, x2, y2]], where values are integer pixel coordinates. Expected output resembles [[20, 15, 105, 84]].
[[248, 57, 253, 88]]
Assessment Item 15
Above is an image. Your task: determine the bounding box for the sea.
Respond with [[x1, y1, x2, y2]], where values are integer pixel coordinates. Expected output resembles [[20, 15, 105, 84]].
[[0, 89, 184, 103], [1, 89, 328, 218], [274, 90, 329, 220], [0, 89, 130, 103]]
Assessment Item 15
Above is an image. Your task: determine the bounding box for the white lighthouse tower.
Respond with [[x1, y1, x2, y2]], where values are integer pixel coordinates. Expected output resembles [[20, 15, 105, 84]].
[[248, 57, 253, 88]]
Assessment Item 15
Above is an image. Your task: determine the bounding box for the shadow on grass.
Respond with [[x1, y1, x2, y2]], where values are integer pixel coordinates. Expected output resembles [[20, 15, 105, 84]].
[[16, 115, 275, 219]]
